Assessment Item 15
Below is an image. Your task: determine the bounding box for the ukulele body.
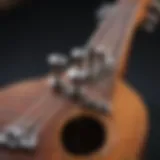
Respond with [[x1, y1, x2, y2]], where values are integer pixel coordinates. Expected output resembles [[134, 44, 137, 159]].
[[0, 77, 148, 160]]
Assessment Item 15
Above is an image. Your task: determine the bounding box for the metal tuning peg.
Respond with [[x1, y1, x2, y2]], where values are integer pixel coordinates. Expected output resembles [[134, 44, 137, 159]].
[[143, 0, 160, 32], [65, 46, 89, 100], [70, 46, 87, 67], [96, 45, 116, 73], [66, 67, 88, 101], [47, 53, 68, 92], [0, 125, 38, 151], [19, 130, 38, 151], [93, 45, 115, 77], [2, 125, 25, 149]]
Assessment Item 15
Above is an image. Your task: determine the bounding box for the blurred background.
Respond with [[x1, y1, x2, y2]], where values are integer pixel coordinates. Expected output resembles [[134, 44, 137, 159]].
[[0, 0, 160, 159]]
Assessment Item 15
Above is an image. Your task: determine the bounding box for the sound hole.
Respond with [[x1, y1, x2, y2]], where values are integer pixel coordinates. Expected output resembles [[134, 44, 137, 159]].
[[61, 116, 106, 156]]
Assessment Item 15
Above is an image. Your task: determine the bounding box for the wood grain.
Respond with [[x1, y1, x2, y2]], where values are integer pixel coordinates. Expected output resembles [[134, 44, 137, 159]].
[[0, 77, 148, 160]]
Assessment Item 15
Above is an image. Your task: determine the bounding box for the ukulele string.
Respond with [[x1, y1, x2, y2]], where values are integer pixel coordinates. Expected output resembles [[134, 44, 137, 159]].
[[113, 1, 140, 59], [85, 2, 138, 101], [20, 92, 52, 128], [23, 74, 74, 132], [3, 1, 139, 133], [85, 1, 122, 49], [12, 3, 135, 128], [104, 1, 140, 98], [6, 80, 51, 128], [98, 1, 131, 54], [20, 89, 69, 135], [9, 73, 55, 126], [85, 4, 129, 94], [27, 98, 66, 134], [112, 1, 138, 58], [6, 74, 68, 134], [83, 2, 127, 76]]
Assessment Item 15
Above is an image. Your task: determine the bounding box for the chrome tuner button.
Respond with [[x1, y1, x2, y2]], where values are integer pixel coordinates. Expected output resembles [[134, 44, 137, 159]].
[[95, 45, 115, 74], [47, 53, 68, 92], [66, 67, 88, 101], [20, 132, 38, 150], [144, 0, 160, 32], [70, 46, 86, 67], [3, 125, 24, 149]]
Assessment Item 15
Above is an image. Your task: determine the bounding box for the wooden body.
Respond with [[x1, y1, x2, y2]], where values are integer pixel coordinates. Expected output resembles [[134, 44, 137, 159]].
[[0, 77, 148, 160]]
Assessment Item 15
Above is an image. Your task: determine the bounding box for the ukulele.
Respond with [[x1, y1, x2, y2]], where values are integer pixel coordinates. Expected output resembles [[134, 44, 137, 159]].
[[0, 0, 159, 160]]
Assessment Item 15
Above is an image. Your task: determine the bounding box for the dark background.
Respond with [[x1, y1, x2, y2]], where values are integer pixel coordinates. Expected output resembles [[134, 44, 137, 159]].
[[0, 0, 160, 159]]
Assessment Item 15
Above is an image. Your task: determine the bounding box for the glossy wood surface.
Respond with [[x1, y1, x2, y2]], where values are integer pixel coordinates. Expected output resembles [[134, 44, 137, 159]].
[[0, 77, 148, 160]]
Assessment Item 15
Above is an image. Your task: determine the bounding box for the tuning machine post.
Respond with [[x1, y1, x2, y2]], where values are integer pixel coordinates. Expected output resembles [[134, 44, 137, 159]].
[[143, 0, 160, 32], [47, 53, 68, 92], [65, 47, 89, 101], [88, 45, 115, 79]]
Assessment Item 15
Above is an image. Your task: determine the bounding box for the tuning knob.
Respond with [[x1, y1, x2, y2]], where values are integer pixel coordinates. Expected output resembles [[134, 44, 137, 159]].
[[66, 67, 88, 101], [3, 125, 24, 149], [70, 46, 86, 67], [47, 53, 68, 91], [143, 0, 160, 32], [95, 45, 115, 73]]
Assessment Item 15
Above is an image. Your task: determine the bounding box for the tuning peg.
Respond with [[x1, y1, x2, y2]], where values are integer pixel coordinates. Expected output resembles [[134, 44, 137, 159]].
[[66, 67, 88, 101], [19, 131, 38, 150], [3, 125, 25, 149], [94, 45, 115, 73], [143, 0, 160, 32], [47, 53, 68, 91], [70, 46, 86, 67]]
